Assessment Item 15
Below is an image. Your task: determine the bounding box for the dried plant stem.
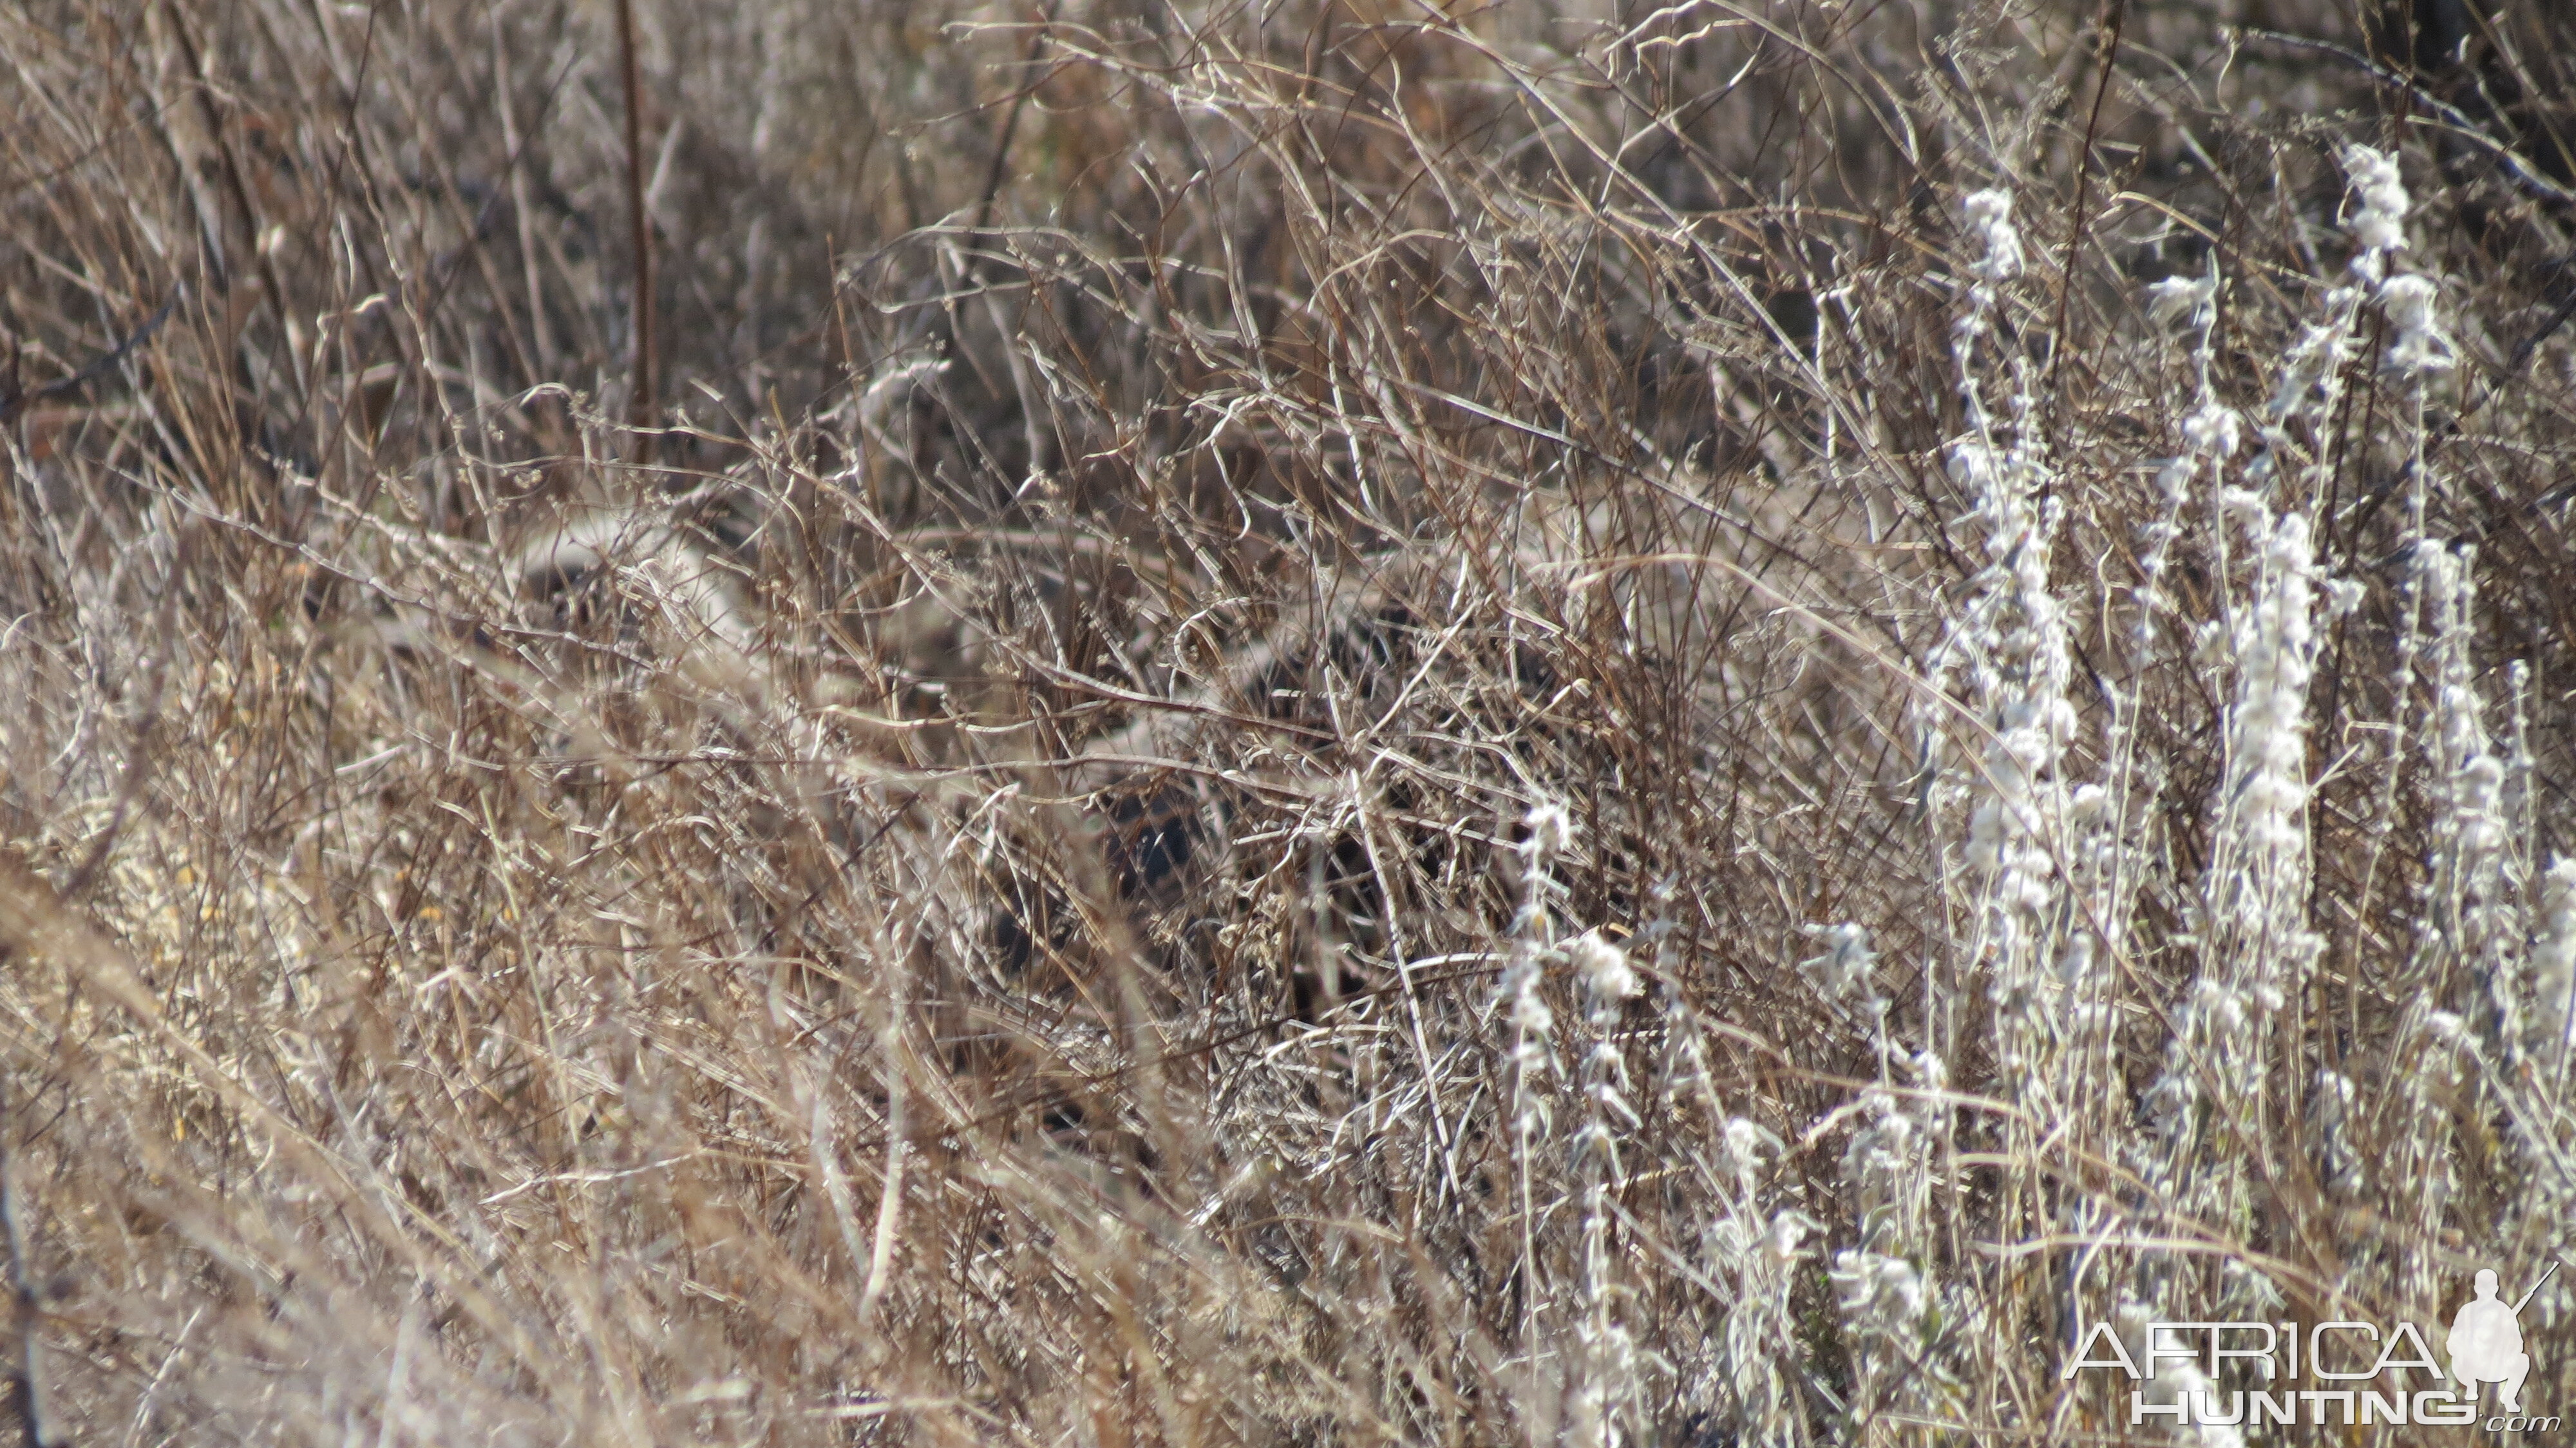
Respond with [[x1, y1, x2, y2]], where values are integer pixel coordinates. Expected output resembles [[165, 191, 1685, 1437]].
[[0, 1081, 56, 1448], [614, 0, 657, 456]]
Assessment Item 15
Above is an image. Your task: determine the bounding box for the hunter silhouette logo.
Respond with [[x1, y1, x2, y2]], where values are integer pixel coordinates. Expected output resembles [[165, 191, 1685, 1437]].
[[2452, 1263, 2555, 1417], [2064, 1260, 2566, 1432]]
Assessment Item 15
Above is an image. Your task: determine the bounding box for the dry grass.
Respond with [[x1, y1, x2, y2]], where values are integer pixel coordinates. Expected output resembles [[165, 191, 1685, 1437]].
[[4, 1, 2576, 1444]]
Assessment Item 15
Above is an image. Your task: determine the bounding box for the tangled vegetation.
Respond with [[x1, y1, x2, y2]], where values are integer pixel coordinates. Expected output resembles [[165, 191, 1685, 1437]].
[[3, 2, 2573, 1443]]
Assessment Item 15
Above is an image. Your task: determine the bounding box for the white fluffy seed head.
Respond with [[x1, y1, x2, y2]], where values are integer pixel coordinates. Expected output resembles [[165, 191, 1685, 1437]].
[[1764, 1210, 1812, 1264], [1569, 929, 1638, 1004], [1520, 801, 1575, 870], [2146, 269, 2219, 332], [2533, 860, 2576, 1056], [1799, 922, 1878, 1006], [1509, 981, 1555, 1040], [2341, 144, 2410, 271], [2181, 399, 2243, 457], [1962, 188, 2023, 283], [2376, 274, 2456, 378]]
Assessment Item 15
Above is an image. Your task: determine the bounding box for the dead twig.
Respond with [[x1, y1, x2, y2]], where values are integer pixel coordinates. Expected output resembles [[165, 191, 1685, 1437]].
[[0, 294, 177, 426], [614, 0, 658, 458], [0, 1077, 59, 1448]]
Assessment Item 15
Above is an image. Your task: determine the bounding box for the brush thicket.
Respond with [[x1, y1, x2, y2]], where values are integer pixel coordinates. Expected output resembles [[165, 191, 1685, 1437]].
[[3, 3, 2574, 1445]]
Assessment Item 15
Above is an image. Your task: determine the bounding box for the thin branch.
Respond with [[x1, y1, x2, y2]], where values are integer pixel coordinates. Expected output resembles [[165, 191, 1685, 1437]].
[[0, 294, 177, 425], [0, 1078, 59, 1448], [2047, 0, 2126, 416], [615, 0, 658, 458]]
